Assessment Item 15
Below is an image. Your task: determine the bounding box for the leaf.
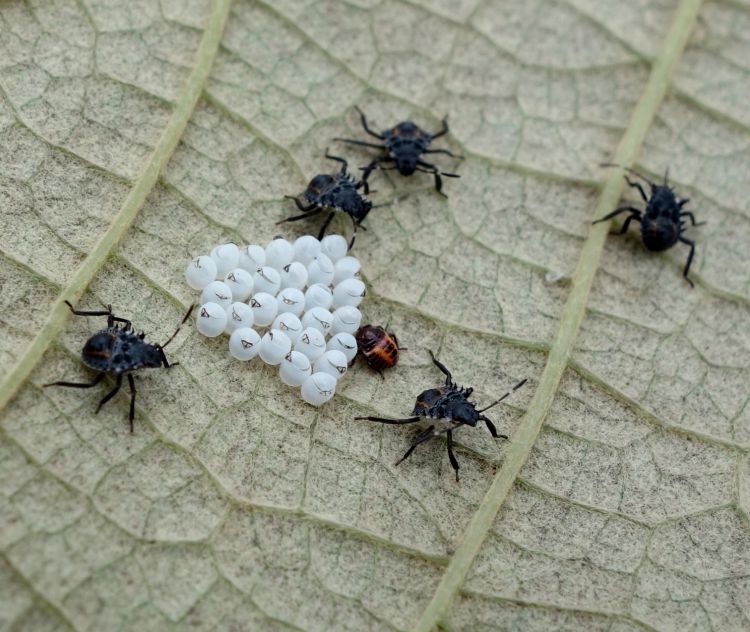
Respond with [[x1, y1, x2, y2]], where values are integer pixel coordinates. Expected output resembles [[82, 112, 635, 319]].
[[1, 0, 749, 631]]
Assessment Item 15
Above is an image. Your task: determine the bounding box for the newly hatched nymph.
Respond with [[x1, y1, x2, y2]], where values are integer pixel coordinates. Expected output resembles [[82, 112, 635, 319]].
[[44, 301, 193, 432], [335, 106, 461, 196], [355, 324, 403, 376], [356, 351, 526, 480], [593, 164, 704, 287], [278, 151, 372, 249]]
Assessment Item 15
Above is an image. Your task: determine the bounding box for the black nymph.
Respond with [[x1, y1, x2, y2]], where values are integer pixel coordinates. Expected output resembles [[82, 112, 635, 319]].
[[593, 164, 704, 287], [356, 350, 526, 481], [278, 151, 373, 250], [335, 107, 461, 196], [44, 301, 193, 432]]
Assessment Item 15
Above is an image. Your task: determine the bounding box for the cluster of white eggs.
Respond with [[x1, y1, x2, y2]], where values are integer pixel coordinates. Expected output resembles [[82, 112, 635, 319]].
[[185, 234, 365, 406]]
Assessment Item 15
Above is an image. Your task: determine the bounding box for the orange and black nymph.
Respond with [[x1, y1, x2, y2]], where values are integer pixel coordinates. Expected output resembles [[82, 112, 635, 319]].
[[355, 324, 402, 374]]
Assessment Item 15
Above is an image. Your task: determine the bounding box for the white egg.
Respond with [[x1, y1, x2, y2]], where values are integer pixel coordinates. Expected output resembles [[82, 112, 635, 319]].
[[280, 261, 308, 290], [196, 302, 227, 337], [272, 312, 303, 342], [200, 281, 233, 309], [301, 372, 337, 406], [250, 292, 278, 326], [253, 266, 281, 296], [301, 307, 333, 335], [229, 327, 261, 360], [185, 255, 218, 290], [304, 283, 334, 311], [278, 351, 312, 387], [326, 332, 358, 363], [276, 287, 306, 317], [307, 254, 335, 286], [332, 256, 361, 284], [259, 329, 292, 365], [320, 234, 349, 262], [224, 302, 255, 334], [238, 244, 265, 272], [265, 238, 294, 270], [210, 243, 240, 278], [313, 350, 348, 380], [294, 327, 327, 361], [293, 235, 321, 264], [330, 306, 362, 335], [224, 268, 254, 301], [332, 278, 366, 308]]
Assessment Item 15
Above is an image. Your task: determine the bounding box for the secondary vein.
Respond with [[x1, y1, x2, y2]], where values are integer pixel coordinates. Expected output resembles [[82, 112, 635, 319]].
[[412, 1, 704, 629], [0, 0, 233, 415]]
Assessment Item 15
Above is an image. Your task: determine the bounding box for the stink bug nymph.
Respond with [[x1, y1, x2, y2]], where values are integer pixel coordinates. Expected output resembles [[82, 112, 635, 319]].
[[593, 164, 704, 287], [355, 324, 403, 376], [44, 301, 194, 432], [278, 151, 373, 250], [356, 350, 526, 481], [335, 107, 462, 196]]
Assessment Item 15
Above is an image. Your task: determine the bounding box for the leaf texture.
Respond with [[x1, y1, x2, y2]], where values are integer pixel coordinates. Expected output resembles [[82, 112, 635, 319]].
[[1, 1, 749, 631]]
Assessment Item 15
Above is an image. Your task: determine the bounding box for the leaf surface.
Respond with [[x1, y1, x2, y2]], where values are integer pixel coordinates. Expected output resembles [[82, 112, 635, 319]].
[[1, 1, 749, 631]]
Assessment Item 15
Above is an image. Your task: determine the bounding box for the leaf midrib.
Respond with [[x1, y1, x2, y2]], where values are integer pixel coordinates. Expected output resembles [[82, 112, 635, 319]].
[[413, 1, 705, 629]]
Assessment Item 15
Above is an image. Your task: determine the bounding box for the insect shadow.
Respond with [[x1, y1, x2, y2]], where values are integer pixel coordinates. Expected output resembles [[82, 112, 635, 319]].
[[593, 163, 705, 287], [335, 106, 462, 196], [278, 151, 374, 250], [44, 301, 194, 432], [356, 350, 526, 481]]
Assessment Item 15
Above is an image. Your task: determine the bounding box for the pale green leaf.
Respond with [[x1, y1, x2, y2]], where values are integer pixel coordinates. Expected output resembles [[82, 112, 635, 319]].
[[1, 1, 749, 631]]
